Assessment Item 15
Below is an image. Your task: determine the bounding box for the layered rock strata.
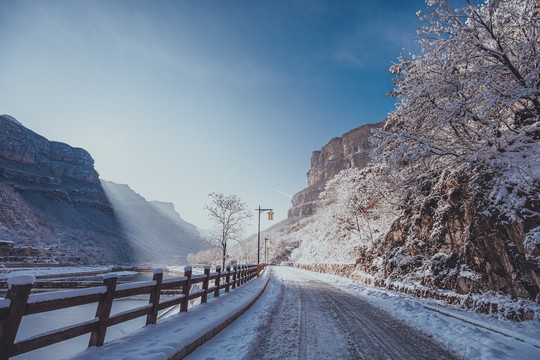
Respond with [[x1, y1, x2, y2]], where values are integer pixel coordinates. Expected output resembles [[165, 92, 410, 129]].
[[0, 114, 108, 208], [289, 122, 382, 218]]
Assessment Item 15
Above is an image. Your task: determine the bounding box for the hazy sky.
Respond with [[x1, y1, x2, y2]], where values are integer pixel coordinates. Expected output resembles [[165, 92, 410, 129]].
[[0, 0, 426, 235]]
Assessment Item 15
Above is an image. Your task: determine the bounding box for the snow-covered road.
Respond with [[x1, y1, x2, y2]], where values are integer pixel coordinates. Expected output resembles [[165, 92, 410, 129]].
[[252, 267, 462, 360], [187, 266, 539, 359]]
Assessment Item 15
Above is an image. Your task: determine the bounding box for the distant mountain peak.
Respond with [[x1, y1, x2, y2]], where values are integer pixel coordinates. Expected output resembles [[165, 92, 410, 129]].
[[1, 114, 22, 126]]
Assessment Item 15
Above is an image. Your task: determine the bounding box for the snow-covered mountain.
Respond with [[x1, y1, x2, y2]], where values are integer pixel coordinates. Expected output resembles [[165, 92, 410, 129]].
[[0, 114, 208, 265], [101, 180, 209, 264]]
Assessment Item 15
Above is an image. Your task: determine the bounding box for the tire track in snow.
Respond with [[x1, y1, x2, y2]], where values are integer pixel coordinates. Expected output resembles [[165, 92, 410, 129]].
[[254, 267, 464, 360]]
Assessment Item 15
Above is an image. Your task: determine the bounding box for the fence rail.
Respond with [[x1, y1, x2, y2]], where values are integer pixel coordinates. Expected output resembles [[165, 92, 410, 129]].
[[0, 263, 265, 360]]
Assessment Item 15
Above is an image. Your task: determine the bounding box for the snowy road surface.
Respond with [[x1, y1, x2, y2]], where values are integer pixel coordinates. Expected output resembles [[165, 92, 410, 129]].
[[252, 267, 461, 360], [182, 266, 540, 360]]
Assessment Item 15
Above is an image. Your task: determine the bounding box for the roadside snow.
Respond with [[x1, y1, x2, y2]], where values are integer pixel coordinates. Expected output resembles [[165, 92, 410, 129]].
[[302, 268, 540, 360], [188, 267, 539, 360], [65, 271, 269, 360], [185, 268, 282, 359]]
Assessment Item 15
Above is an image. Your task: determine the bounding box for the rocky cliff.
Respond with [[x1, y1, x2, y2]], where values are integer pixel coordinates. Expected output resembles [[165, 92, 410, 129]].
[[288, 122, 381, 218], [0, 114, 108, 208], [0, 114, 208, 264]]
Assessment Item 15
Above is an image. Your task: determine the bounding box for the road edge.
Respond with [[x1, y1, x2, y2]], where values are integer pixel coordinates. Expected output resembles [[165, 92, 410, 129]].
[[168, 269, 271, 360]]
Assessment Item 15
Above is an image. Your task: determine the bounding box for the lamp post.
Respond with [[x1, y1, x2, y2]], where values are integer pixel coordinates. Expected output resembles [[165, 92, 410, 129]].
[[255, 206, 273, 264]]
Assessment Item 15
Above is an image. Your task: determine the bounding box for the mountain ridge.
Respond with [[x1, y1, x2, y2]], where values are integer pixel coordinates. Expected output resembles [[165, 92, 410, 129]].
[[0, 114, 208, 264]]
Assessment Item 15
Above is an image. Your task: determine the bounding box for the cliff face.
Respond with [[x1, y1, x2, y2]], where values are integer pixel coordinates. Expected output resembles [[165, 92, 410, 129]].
[[379, 172, 540, 301], [0, 114, 108, 208], [289, 122, 381, 218]]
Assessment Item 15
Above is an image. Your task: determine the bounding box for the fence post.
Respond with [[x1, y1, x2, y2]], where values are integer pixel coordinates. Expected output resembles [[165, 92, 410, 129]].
[[146, 269, 163, 325], [225, 265, 231, 293], [201, 266, 210, 303], [231, 265, 237, 290], [0, 275, 35, 360], [89, 275, 117, 347], [238, 265, 246, 285], [257, 264, 260, 278], [237, 265, 242, 286], [181, 266, 192, 312], [214, 266, 221, 297]]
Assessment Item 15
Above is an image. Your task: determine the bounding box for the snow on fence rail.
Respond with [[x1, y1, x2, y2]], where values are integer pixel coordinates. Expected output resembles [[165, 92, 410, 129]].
[[0, 263, 265, 360]]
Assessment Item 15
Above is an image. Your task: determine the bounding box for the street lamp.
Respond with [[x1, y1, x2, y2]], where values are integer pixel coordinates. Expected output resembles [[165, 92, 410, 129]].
[[255, 206, 273, 264]]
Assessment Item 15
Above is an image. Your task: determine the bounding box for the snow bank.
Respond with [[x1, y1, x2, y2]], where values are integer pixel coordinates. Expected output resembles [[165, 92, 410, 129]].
[[65, 271, 269, 360], [7, 275, 35, 289]]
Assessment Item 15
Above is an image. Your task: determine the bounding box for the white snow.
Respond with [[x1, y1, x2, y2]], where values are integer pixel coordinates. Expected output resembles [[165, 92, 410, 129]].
[[115, 280, 156, 292], [185, 268, 281, 359], [0, 298, 11, 308], [99, 271, 138, 278], [27, 286, 107, 304], [7, 275, 36, 288], [0, 266, 111, 280], [189, 267, 540, 360], [15, 266, 539, 360], [17, 318, 100, 343], [162, 276, 187, 285], [64, 271, 269, 360], [102, 273, 120, 280], [300, 268, 540, 360], [110, 304, 153, 320]]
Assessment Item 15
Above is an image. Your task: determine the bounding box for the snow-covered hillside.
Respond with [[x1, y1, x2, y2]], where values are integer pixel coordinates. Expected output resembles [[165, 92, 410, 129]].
[[251, 0, 540, 321]]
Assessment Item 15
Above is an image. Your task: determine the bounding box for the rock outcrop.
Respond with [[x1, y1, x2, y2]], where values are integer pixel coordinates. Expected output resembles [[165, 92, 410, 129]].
[[379, 171, 540, 302], [0, 114, 108, 208], [289, 122, 382, 218]]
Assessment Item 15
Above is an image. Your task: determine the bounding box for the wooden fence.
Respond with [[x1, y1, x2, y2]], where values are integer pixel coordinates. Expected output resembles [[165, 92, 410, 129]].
[[0, 264, 264, 360]]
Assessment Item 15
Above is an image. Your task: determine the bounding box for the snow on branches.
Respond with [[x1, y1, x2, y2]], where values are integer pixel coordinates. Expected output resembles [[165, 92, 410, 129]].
[[375, 0, 540, 227], [291, 166, 398, 265]]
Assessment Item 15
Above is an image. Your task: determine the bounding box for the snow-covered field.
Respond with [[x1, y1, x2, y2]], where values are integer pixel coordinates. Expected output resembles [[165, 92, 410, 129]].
[[191, 267, 540, 360], [0, 266, 112, 280]]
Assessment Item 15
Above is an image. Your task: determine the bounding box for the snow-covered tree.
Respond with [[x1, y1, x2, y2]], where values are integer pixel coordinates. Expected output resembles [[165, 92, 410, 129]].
[[320, 167, 397, 244], [375, 0, 540, 225], [205, 193, 252, 268]]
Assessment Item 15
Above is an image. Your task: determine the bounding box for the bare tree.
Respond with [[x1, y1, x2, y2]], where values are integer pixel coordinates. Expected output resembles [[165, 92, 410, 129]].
[[205, 193, 252, 268]]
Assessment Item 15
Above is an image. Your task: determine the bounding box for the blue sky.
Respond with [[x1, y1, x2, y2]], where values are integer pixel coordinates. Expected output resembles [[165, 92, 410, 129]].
[[0, 0, 426, 234]]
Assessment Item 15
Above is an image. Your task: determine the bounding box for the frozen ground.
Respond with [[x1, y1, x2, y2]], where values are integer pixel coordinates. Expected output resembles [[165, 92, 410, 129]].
[[189, 266, 540, 360]]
